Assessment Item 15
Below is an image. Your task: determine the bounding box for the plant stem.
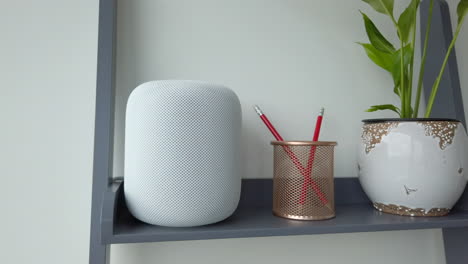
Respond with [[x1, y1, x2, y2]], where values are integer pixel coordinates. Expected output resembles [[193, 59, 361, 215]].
[[408, 4, 419, 117], [396, 24, 407, 117], [379, 0, 407, 118], [414, 0, 434, 118], [387, 15, 406, 117], [425, 16, 465, 117], [400, 43, 407, 117]]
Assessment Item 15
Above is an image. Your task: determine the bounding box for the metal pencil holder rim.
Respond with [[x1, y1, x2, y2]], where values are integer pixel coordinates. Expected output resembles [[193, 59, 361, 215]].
[[271, 140, 338, 146]]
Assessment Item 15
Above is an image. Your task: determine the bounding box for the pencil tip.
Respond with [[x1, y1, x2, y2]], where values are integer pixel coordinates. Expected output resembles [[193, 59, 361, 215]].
[[253, 105, 263, 116]]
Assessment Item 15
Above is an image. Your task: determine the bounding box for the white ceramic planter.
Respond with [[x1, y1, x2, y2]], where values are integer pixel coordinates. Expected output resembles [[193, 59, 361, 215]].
[[358, 119, 468, 216]]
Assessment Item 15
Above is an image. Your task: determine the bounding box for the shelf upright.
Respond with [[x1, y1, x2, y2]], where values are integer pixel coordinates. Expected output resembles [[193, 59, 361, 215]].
[[89, 0, 116, 263], [421, 1, 468, 263]]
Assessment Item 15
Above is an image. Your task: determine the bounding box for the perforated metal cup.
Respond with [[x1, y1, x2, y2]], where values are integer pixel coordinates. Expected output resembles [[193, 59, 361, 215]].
[[271, 141, 337, 220]]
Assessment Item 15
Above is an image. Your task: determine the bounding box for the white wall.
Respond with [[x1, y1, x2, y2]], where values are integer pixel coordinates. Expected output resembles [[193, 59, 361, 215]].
[[113, 0, 408, 179], [0, 0, 98, 264], [111, 230, 443, 264]]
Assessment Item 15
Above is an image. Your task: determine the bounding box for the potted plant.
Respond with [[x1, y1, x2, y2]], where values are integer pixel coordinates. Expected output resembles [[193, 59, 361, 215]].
[[357, 0, 468, 216]]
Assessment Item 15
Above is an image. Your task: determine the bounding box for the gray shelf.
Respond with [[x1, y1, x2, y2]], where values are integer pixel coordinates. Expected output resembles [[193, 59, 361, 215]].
[[101, 179, 468, 244]]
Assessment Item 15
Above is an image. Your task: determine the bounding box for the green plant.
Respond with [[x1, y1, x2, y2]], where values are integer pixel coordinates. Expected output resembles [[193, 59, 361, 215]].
[[359, 0, 468, 118]]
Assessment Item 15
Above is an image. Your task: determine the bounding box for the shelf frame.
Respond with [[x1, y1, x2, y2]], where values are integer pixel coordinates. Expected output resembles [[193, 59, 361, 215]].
[[89, 0, 116, 263], [101, 179, 468, 245], [89, 0, 468, 263]]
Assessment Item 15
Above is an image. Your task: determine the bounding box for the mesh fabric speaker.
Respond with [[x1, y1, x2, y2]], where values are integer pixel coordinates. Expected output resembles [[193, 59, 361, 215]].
[[124, 80, 242, 227]]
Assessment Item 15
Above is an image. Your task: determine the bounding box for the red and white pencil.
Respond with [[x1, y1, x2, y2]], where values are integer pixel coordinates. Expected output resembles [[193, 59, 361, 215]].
[[254, 105, 283, 141], [254, 105, 328, 205], [299, 107, 325, 204]]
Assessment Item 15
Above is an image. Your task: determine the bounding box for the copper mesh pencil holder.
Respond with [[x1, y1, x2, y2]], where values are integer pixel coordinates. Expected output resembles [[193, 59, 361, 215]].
[[271, 141, 337, 220]]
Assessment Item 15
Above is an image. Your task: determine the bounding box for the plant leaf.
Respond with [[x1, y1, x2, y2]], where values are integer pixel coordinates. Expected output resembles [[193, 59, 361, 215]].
[[357, 43, 394, 71], [398, 0, 420, 43], [391, 45, 412, 85], [362, 0, 394, 16], [458, 0, 468, 25], [393, 83, 401, 97], [366, 104, 401, 115], [392, 68, 409, 99], [391, 45, 412, 101], [361, 12, 396, 53], [408, 104, 414, 117]]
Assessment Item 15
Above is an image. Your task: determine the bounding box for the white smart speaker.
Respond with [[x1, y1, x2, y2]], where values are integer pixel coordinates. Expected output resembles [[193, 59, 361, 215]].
[[124, 80, 242, 227]]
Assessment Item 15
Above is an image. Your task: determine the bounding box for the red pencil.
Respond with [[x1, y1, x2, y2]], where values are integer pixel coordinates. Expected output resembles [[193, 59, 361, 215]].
[[299, 107, 324, 204], [254, 105, 284, 141], [254, 105, 328, 205]]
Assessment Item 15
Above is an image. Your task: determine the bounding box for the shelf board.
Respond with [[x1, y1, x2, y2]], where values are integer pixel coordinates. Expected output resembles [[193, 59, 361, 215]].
[[101, 178, 468, 244]]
